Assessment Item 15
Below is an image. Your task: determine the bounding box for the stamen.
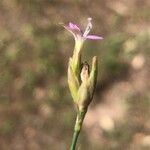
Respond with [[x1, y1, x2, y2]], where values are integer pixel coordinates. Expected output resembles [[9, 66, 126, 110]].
[[83, 18, 93, 37]]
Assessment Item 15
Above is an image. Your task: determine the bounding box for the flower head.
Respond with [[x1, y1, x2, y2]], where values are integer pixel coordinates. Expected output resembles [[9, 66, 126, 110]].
[[63, 18, 103, 52], [64, 18, 101, 104]]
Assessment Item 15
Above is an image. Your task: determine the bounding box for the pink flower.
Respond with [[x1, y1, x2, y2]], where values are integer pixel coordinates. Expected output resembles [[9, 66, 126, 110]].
[[63, 18, 103, 52], [64, 18, 103, 40]]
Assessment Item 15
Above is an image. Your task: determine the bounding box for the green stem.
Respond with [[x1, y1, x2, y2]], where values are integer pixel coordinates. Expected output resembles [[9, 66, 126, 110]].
[[70, 130, 80, 150], [70, 109, 87, 150]]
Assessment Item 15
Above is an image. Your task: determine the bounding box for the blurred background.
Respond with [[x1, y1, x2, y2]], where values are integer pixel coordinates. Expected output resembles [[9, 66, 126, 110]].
[[0, 0, 150, 150]]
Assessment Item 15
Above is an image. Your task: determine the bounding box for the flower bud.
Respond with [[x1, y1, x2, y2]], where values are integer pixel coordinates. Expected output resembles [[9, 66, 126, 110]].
[[77, 56, 98, 110]]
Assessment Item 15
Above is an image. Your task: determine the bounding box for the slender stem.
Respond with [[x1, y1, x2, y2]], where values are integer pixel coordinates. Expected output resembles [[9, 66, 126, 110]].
[[70, 109, 87, 150], [70, 130, 80, 150]]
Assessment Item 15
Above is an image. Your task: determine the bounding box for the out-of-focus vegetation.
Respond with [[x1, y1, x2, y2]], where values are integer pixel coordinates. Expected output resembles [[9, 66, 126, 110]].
[[0, 0, 149, 150]]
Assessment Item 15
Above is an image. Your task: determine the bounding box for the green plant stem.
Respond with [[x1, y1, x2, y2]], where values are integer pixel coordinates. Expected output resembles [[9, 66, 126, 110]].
[[70, 109, 87, 150], [70, 129, 80, 150]]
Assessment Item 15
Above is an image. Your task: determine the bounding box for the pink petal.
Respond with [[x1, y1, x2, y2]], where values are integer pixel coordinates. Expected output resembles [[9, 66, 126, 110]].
[[69, 22, 81, 31], [63, 23, 82, 38], [85, 35, 103, 40]]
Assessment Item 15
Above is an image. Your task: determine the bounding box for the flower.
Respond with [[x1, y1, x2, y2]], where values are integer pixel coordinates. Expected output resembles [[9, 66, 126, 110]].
[[63, 18, 103, 52], [64, 18, 101, 103]]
